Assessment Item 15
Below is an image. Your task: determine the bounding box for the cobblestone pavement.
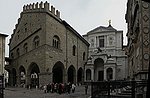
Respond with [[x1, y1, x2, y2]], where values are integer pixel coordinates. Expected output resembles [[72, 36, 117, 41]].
[[4, 85, 91, 98]]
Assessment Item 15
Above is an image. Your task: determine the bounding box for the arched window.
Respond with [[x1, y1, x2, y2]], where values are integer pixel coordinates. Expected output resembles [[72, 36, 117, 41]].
[[33, 36, 40, 48], [16, 48, 20, 57], [53, 35, 60, 48], [73, 45, 76, 56], [83, 52, 85, 60], [24, 43, 28, 53]]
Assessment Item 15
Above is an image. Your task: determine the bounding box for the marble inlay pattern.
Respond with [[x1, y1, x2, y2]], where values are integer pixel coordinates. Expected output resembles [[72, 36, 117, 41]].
[[143, 27, 149, 34], [143, 14, 149, 22], [142, 2, 149, 9]]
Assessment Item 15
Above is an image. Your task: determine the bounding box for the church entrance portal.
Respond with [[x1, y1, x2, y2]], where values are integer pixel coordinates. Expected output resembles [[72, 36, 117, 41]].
[[94, 58, 104, 81]]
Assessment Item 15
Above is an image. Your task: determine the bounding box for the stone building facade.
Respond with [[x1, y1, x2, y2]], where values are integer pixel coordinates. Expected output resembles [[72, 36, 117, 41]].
[[0, 33, 8, 75], [6, 2, 89, 87], [83, 23, 128, 82], [125, 0, 149, 81], [125, 0, 149, 97]]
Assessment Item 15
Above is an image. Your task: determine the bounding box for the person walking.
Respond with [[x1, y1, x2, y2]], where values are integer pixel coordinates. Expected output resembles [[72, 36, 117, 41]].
[[43, 85, 47, 93], [67, 82, 71, 94], [71, 83, 76, 93], [85, 84, 88, 95]]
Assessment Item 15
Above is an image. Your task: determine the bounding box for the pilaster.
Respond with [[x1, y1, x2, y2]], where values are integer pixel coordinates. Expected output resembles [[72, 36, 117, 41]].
[[141, 1, 150, 72]]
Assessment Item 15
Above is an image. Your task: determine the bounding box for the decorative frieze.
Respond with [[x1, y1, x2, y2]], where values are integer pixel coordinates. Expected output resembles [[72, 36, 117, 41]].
[[143, 27, 149, 34], [142, 2, 149, 9], [143, 14, 149, 22], [143, 40, 149, 46]]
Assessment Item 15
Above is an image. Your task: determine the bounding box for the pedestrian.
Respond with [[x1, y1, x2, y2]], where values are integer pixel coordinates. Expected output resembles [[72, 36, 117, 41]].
[[85, 84, 88, 95], [67, 82, 71, 94], [58, 83, 62, 94], [43, 85, 47, 93], [64, 83, 67, 93], [71, 83, 76, 93], [47, 83, 51, 93], [54, 83, 58, 93], [51, 83, 54, 93], [36, 85, 38, 90]]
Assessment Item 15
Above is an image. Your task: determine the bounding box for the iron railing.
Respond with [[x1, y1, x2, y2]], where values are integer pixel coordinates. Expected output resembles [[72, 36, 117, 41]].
[[91, 80, 147, 98]]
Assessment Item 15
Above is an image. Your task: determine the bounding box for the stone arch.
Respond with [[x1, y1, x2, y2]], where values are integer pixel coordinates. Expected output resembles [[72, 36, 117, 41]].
[[19, 66, 26, 85], [12, 68, 17, 86], [27, 62, 40, 88], [106, 68, 113, 80], [86, 69, 91, 81], [77, 67, 84, 84], [67, 65, 76, 83], [94, 58, 104, 81], [52, 61, 64, 83]]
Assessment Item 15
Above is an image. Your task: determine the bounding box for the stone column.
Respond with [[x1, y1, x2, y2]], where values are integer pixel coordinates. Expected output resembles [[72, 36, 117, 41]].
[[63, 70, 67, 83], [16, 71, 20, 87], [8, 71, 13, 86], [39, 72, 52, 85], [74, 73, 77, 84], [91, 68, 94, 81], [104, 67, 107, 80], [26, 74, 31, 86], [113, 67, 116, 80], [17, 74, 21, 86], [84, 68, 86, 82]]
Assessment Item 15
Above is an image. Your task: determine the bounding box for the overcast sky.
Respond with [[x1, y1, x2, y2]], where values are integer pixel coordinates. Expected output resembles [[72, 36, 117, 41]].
[[0, 0, 127, 56]]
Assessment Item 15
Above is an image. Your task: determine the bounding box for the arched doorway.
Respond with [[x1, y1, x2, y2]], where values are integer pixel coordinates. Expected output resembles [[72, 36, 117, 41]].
[[86, 69, 91, 81], [106, 68, 113, 80], [19, 66, 26, 86], [67, 65, 76, 83], [94, 58, 104, 81], [12, 68, 17, 86], [77, 67, 83, 84], [52, 61, 64, 83], [28, 63, 40, 88]]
